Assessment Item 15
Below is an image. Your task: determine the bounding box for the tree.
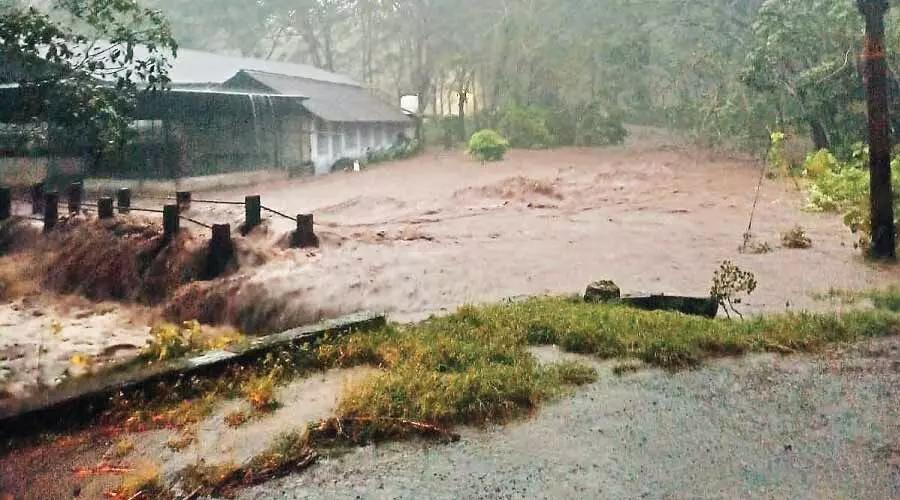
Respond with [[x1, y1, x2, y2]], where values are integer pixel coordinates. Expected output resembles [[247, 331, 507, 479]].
[[742, 0, 865, 154], [1, 0, 177, 164], [858, 0, 896, 259]]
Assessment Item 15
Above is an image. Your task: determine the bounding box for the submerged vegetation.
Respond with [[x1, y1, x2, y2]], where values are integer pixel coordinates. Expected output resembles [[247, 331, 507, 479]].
[[803, 143, 900, 250]]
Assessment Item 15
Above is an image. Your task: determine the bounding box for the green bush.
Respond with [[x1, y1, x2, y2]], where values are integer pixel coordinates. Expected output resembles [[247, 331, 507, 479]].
[[468, 129, 509, 162], [573, 103, 628, 146], [805, 143, 900, 250], [497, 105, 555, 148]]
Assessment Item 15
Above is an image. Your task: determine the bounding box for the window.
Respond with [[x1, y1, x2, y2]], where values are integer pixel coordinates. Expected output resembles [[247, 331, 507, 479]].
[[316, 119, 329, 156], [316, 132, 329, 156], [346, 125, 357, 151], [331, 132, 342, 157]]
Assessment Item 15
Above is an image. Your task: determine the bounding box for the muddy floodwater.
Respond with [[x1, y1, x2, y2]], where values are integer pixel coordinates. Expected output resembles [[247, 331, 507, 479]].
[[3, 127, 898, 397], [199, 127, 898, 322]]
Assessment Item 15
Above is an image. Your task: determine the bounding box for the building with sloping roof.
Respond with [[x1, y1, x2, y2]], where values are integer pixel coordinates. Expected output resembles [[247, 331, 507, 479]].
[[220, 69, 412, 174], [0, 46, 412, 181]]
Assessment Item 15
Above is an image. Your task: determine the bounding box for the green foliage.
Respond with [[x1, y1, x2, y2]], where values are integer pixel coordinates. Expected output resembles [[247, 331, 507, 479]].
[[803, 149, 840, 179], [1, 0, 177, 157], [742, 0, 867, 156], [805, 144, 900, 250], [767, 131, 790, 177], [140, 320, 243, 361], [869, 287, 900, 312], [571, 102, 628, 146], [467, 129, 509, 162], [470, 102, 626, 150], [496, 105, 555, 149]]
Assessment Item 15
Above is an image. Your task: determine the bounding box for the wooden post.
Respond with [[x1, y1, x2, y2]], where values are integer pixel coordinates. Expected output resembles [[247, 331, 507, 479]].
[[31, 182, 44, 215], [206, 223, 235, 279], [859, 0, 896, 259], [176, 191, 192, 211], [117, 188, 131, 214], [292, 213, 319, 248], [163, 204, 180, 240], [43, 191, 58, 233], [244, 195, 261, 234], [97, 197, 114, 219], [67, 182, 83, 215], [0, 186, 10, 221]]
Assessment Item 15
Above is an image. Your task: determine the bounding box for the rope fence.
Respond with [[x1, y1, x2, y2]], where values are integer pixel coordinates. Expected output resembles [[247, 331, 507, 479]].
[[261, 205, 296, 222], [0, 182, 317, 249]]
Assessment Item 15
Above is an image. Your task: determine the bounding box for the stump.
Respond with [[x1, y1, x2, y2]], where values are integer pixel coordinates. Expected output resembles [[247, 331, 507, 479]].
[[291, 213, 319, 248], [584, 280, 622, 303]]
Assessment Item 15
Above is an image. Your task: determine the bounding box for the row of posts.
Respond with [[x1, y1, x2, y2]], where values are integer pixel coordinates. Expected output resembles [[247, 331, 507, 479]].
[[0, 183, 317, 250]]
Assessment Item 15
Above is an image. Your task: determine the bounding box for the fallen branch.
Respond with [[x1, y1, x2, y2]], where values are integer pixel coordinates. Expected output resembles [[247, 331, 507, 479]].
[[311, 417, 461, 444], [74, 463, 133, 477]]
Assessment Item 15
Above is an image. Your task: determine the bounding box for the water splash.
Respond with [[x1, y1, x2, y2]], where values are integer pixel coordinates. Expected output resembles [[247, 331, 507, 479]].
[[266, 95, 277, 168], [248, 94, 261, 154]]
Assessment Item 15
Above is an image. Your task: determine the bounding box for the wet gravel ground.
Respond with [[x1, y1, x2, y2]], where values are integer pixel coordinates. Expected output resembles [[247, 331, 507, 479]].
[[241, 340, 900, 500]]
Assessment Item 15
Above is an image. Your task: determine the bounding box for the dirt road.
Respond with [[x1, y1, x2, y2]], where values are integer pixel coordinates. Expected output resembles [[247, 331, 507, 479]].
[[198, 127, 898, 322], [241, 340, 900, 499]]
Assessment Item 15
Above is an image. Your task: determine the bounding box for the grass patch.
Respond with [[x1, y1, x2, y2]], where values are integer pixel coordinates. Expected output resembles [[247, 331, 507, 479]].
[[870, 287, 900, 312], [611, 360, 643, 376], [326, 297, 899, 427], [224, 409, 250, 428], [47, 295, 899, 496]]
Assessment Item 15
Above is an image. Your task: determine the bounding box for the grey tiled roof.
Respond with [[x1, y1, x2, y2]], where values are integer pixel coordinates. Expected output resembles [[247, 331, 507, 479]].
[[137, 46, 360, 87], [224, 70, 410, 124]]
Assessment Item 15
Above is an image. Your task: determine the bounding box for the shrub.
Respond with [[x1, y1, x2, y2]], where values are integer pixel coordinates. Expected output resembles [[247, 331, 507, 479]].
[[573, 103, 628, 146], [782, 225, 812, 249], [497, 105, 555, 148], [803, 149, 839, 179], [805, 143, 900, 250], [710, 260, 757, 319], [468, 129, 509, 162]]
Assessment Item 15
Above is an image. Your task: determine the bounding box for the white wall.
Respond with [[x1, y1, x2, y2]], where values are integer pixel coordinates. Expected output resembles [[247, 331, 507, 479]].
[[310, 120, 407, 175]]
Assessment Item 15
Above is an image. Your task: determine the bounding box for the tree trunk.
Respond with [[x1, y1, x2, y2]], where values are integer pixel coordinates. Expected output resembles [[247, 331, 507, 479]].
[[809, 120, 829, 150], [859, 0, 896, 259], [432, 83, 438, 116], [458, 89, 467, 142], [323, 25, 335, 72]]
